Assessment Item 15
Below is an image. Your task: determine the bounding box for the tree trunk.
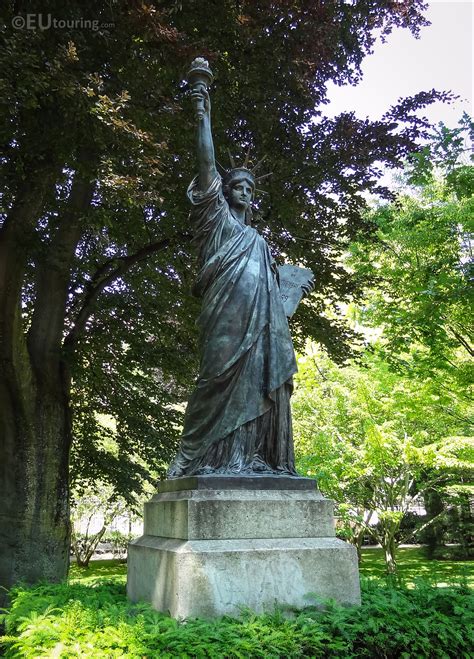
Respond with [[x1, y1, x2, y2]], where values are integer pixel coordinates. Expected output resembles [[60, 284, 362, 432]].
[[0, 172, 71, 608], [379, 522, 400, 575], [375, 518, 401, 575], [0, 166, 94, 609], [383, 538, 397, 574], [423, 488, 445, 558], [354, 531, 365, 564], [457, 494, 473, 558], [0, 369, 72, 609], [73, 526, 106, 568]]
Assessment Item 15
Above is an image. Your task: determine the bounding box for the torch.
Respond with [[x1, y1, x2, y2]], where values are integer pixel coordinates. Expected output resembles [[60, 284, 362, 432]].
[[187, 57, 214, 121]]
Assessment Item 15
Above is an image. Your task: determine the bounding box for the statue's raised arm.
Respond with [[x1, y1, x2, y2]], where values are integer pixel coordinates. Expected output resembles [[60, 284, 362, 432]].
[[187, 58, 217, 192]]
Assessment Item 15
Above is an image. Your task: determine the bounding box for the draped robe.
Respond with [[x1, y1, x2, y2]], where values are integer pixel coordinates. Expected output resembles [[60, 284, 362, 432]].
[[168, 175, 298, 477]]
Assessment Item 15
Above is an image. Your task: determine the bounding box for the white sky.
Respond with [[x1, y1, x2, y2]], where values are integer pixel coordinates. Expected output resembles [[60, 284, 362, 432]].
[[326, 0, 473, 127]]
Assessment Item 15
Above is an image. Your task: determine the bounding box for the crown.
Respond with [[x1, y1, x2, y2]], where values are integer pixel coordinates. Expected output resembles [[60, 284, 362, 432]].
[[216, 148, 272, 194]]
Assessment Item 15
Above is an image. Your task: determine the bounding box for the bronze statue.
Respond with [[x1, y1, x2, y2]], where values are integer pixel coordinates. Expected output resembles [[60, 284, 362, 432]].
[[168, 59, 313, 478]]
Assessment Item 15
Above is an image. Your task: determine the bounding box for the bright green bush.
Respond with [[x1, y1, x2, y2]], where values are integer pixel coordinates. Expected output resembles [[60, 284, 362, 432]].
[[1, 579, 473, 658]]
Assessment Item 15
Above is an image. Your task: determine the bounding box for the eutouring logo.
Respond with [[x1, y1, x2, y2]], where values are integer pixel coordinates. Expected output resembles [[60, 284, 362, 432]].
[[11, 14, 115, 31]]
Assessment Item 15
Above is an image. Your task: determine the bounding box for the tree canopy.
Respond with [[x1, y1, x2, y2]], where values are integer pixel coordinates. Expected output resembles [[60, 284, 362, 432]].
[[294, 126, 474, 571], [293, 344, 472, 572], [349, 116, 473, 388]]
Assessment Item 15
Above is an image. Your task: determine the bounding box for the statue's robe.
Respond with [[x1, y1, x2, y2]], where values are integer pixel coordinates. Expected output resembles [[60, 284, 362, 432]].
[[168, 175, 297, 476]]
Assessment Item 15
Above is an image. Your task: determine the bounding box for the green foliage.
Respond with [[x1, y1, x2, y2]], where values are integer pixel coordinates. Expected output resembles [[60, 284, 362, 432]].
[[1, 575, 473, 658], [294, 346, 471, 494], [405, 113, 474, 185], [292, 345, 472, 570], [349, 116, 474, 388], [333, 123, 474, 566], [104, 530, 136, 558]]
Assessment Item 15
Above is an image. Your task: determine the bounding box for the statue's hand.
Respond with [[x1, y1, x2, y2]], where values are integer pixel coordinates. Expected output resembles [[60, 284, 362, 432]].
[[301, 275, 315, 296], [190, 84, 210, 118]]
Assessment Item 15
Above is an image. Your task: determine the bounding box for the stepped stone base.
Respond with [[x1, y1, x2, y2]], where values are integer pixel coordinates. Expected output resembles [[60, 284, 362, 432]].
[[127, 476, 360, 618]]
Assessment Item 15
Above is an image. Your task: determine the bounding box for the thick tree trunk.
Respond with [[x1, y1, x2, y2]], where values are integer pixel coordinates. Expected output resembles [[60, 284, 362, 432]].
[[0, 367, 72, 609], [0, 166, 94, 609], [0, 173, 70, 608]]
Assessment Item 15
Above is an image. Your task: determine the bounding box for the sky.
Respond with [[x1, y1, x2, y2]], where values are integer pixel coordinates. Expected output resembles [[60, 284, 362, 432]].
[[326, 0, 473, 127]]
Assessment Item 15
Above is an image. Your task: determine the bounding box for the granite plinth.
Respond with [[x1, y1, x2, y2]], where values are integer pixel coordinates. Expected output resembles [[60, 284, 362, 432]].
[[144, 488, 333, 540], [127, 479, 361, 617], [127, 536, 360, 618]]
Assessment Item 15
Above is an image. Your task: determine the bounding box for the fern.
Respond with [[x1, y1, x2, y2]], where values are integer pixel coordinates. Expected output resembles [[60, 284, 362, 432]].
[[1, 578, 472, 658]]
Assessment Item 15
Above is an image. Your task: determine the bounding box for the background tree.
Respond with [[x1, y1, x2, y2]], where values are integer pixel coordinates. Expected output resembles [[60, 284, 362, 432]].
[[347, 117, 473, 559], [71, 484, 128, 568], [0, 0, 451, 598], [293, 346, 472, 572], [70, 417, 148, 567], [349, 115, 473, 387]]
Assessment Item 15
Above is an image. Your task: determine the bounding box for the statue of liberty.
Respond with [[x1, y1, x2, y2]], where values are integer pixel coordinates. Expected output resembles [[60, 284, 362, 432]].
[[168, 59, 313, 478]]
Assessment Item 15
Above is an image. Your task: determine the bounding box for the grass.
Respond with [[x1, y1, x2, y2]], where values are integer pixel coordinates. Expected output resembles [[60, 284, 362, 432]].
[[359, 546, 473, 588], [69, 558, 127, 585], [68, 546, 473, 589]]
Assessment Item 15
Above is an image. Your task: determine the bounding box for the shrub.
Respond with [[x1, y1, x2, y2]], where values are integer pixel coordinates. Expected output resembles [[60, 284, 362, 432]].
[[1, 578, 473, 658], [103, 530, 135, 558]]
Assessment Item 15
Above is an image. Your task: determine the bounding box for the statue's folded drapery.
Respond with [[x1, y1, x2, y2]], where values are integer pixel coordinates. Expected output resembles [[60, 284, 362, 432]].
[[168, 175, 297, 476]]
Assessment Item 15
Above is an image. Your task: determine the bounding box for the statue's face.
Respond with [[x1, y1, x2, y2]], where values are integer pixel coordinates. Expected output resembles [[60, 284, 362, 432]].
[[227, 176, 254, 211]]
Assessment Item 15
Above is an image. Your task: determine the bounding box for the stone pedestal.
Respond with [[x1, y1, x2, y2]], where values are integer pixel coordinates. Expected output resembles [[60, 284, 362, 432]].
[[127, 475, 360, 618]]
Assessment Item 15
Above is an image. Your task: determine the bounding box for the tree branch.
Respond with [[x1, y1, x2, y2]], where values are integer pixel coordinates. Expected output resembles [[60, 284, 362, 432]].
[[63, 236, 179, 352], [27, 170, 96, 382], [0, 172, 55, 388], [447, 325, 474, 357]]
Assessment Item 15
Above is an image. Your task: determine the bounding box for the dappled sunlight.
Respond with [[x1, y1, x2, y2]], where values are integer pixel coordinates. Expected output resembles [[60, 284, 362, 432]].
[[69, 558, 127, 584], [360, 547, 473, 588]]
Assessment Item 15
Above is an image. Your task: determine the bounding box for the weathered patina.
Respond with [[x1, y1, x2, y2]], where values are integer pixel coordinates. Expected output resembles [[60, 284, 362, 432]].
[[168, 59, 312, 477]]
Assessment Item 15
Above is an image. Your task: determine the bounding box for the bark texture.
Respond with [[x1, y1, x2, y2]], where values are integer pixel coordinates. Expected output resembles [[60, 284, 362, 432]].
[[0, 168, 94, 607], [0, 379, 72, 607]]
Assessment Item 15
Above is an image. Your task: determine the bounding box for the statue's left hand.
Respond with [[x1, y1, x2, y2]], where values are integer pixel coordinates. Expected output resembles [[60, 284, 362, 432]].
[[302, 275, 315, 296]]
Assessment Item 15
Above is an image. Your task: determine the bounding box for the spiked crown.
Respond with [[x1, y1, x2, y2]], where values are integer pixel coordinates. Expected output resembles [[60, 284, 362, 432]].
[[217, 149, 271, 195]]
